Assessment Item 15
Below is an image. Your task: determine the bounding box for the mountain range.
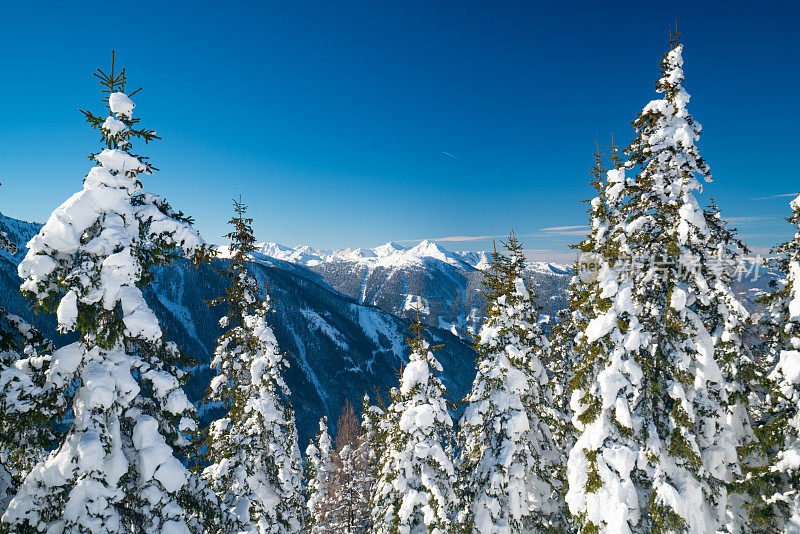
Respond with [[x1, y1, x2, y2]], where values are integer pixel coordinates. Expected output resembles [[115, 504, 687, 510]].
[[247, 239, 573, 337]]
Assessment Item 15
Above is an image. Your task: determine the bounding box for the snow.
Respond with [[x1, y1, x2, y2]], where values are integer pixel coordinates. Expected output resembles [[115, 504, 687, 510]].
[[775, 350, 800, 385], [133, 417, 188, 492], [250, 239, 569, 273], [670, 287, 688, 311], [585, 311, 616, 344], [399, 404, 435, 431], [400, 360, 430, 394], [95, 149, 146, 173], [108, 92, 134, 118], [56, 290, 79, 331], [790, 261, 800, 322], [298, 308, 349, 351], [101, 116, 126, 136]]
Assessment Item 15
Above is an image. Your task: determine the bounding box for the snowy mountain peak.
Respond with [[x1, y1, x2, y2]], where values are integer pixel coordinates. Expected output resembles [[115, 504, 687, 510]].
[[373, 241, 408, 258], [244, 238, 572, 274], [405, 240, 465, 266], [343, 247, 377, 260]]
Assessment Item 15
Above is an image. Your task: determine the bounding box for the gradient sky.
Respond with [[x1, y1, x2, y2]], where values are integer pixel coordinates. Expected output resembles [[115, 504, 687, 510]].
[[0, 1, 797, 261]]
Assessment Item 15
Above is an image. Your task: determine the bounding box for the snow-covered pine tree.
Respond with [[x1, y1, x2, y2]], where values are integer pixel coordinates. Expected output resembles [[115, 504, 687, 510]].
[[563, 145, 651, 534], [361, 393, 387, 476], [306, 416, 335, 533], [542, 307, 578, 520], [545, 308, 576, 432], [698, 196, 765, 529], [369, 308, 456, 534], [457, 232, 564, 533], [4, 54, 206, 533], [0, 311, 61, 510], [0, 200, 63, 514], [359, 393, 382, 533], [202, 197, 304, 534], [328, 401, 372, 532], [569, 32, 751, 533], [549, 140, 625, 522], [746, 192, 800, 531]]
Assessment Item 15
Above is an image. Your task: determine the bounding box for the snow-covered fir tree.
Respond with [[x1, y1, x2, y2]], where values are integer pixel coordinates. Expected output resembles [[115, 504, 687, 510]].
[[562, 143, 640, 534], [699, 196, 764, 528], [306, 416, 335, 533], [747, 192, 800, 531], [545, 308, 577, 432], [542, 306, 579, 523], [0, 311, 61, 512], [4, 54, 206, 533], [361, 393, 386, 477], [0, 204, 63, 514], [328, 401, 372, 533], [567, 33, 753, 533], [546, 141, 624, 520], [457, 232, 564, 533], [369, 308, 456, 534], [202, 197, 304, 533]]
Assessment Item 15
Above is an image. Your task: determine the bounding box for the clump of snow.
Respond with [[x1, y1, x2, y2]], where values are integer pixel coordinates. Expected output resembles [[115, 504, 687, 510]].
[[109, 92, 134, 118]]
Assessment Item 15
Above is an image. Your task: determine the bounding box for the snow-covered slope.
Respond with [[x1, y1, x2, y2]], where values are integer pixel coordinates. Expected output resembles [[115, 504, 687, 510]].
[[251, 239, 572, 335]]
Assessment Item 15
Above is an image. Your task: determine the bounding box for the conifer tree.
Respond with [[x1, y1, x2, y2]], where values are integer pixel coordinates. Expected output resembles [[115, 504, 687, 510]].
[[545, 139, 626, 505], [457, 232, 564, 532], [329, 401, 372, 532], [306, 417, 335, 533], [362, 393, 388, 476], [746, 192, 800, 531], [567, 32, 752, 533], [563, 145, 646, 534], [369, 308, 456, 534], [202, 197, 304, 533], [542, 307, 578, 523], [0, 199, 63, 514], [5, 53, 206, 533]]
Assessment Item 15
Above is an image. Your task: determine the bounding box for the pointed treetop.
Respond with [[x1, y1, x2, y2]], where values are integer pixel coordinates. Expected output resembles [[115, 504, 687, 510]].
[[668, 21, 681, 48], [590, 141, 607, 193], [208, 195, 263, 322], [406, 302, 443, 355], [79, 51, 160, 154], [92, 50, 142, 105], [225, 194, 258, 261], [608, 134, 621, 169]]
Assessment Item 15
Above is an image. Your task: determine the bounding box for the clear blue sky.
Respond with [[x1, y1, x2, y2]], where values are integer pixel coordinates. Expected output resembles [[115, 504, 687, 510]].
[[0, 1, 797, 261]]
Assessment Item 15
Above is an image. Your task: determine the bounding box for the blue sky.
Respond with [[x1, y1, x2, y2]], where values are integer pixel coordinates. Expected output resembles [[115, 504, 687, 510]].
[[0, 1, 797, 261]]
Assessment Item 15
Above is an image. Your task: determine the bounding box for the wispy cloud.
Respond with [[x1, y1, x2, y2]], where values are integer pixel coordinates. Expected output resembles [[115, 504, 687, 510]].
[[395, 226, 590, 244], [539, 225, 590, 236], [726, 216, 781, 223], [442, 151, 460, 160], [429, 235, 494, 242], [540, 225, 587, 231], [739, 233, 794, 238], [750, 193, 799, 201], [396, 234, 502, 243]]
